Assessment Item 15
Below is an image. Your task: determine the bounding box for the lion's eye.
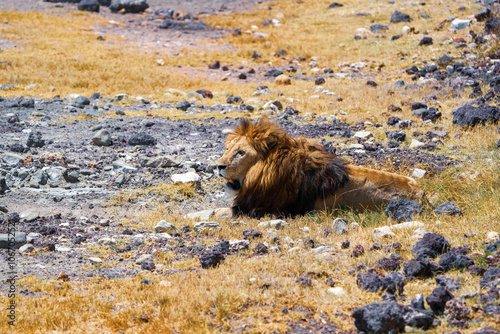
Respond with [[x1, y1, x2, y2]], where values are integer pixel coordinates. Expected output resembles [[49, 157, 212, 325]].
[[235, 150, 245, 158]]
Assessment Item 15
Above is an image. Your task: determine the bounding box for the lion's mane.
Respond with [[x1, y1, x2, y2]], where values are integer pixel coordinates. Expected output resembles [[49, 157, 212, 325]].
[[230, 118, 349, 218]]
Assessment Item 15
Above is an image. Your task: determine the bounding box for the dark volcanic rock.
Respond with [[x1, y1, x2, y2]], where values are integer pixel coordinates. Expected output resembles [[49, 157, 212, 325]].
[[385, 130, 406, 142], [109, 0, 149, 13], [0, 178, 9, 195], [352, 301, 405, 334], [128, 133, 157, 146], [426, 287, 454, 314], [385, 199, 424, 222], [403, 258, 434, 279], [419, 37, 433, 46], [356, 269, 405, 295], [78, 0, 100, 12], [480, 267, 500, 289], [376, 257, 401, 271], [199, 250, 225, 269], [175, 101, 191, 111], [242, 229, 262, 240], [391, 10, 411, 23], [452, 104, 500, 128], [438, 252, 474, 271], [27, 131, 45, 148], [370, 24, 388, 33], [264, 69, 284, 77], [403, 305, 435, 330], [159, 19, 210, 31], [436, 275, 461, 292], [412, 233, 450, 258], [444, 298, 470, 320]]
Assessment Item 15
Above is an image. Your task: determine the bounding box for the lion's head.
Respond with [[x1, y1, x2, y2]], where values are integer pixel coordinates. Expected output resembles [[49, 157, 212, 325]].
[[216, 118, 289, 191]]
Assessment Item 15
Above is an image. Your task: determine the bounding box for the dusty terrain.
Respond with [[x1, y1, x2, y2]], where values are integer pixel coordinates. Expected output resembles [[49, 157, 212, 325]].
[[1, 0, 500, 333]]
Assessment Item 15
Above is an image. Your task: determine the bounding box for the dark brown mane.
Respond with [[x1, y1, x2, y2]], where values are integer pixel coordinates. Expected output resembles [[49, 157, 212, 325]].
[[230, 118, 349, 218]]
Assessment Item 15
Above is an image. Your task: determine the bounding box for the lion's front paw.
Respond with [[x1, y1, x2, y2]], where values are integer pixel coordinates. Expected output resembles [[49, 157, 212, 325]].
[[213, 207, 233, 218]]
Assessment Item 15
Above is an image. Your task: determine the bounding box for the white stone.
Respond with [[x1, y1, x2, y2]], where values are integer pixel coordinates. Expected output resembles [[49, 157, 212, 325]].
[[311, 246, 334, 253], [155, 220, 176, 233], [349, 222, 360, 230], [348, 144, 364, 150], [390, 221, 424, 230], [171, 172, 200, 183], [451, 19, 471, 30], [89, 257, 103, 264], [327, 287, 348, 297], [258, 219, 287, 229], [27, 232, 42, 243], [410, 139, 425, 149], [136, 254, 154, 265], [412, 168, 426, 179], [19, 244, 35, 254], [229, 240, 250, 250], [193, 221, 220, 233], [97, 237, 116, 246], [166, 88, 186, 96], [253, 32, 269, 38], [288, 247, 301, 253], [55, 245, 72, 252], [486, 231, 500, 243], [373, 226, 396, 239], [354, 131, 373, 140], [402, 26, 411, 34]]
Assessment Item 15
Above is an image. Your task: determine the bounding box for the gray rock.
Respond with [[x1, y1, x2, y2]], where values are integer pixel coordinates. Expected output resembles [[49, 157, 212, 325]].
[[140, 156, 179, 168], [155, 220, 176, 233], [391, 10, 411, 23], [45, 167, 67, 183], [19, 208, 39, 222], [452, 104, 500, 128], [29, 169, 48, 188], [78, 0, 100, 12], [332, 218, 349, 235], [27, 131, 45, 148], [128, 133, 157, 146], [451, 19, 471, 30], [92, 129, 112, 146], [112, 160, 136, 172], [171, 171, 200, 183], [434, 201, 462, 216], [135, 254, 154, 264], [2, 152, 24, 166]]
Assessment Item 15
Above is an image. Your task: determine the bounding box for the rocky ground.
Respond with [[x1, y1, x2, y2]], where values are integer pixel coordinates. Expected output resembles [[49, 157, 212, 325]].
[[2, 1, 500, 333]]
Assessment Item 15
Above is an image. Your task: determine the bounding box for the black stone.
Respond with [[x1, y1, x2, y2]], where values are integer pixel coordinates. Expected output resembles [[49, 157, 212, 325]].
[[426, 287, 454, 314], [199, 250, 225, 269], [264, 69, 284, 77], [435, 275, 461, 292], [452, 104, 500, 128], [243, 229, 262, 239], [391, 10, 411, 23], [480, 267, 500, 289], [352, 301, 405, 334], [109, 0, 149, 13], [175, 101, 191, 111], [412, 233, 450, 257], [403, 258, 434, 279], [419, 37, 433, 46], [27, 131, 45, 148], [385, 199, 424, 222], [78, 0, 100, 12], [128, 133, 157, 146]]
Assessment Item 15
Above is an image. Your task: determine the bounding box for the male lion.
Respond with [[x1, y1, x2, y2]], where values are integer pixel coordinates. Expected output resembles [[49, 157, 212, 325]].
[[216, 118, 426, 218]]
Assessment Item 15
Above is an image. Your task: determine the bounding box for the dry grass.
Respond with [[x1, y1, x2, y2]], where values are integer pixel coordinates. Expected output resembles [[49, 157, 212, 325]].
[[2, 0, 500, 333]]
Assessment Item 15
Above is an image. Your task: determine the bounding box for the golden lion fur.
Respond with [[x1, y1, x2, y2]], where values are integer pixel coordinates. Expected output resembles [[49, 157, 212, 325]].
[[217, 118, 426, 218]]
